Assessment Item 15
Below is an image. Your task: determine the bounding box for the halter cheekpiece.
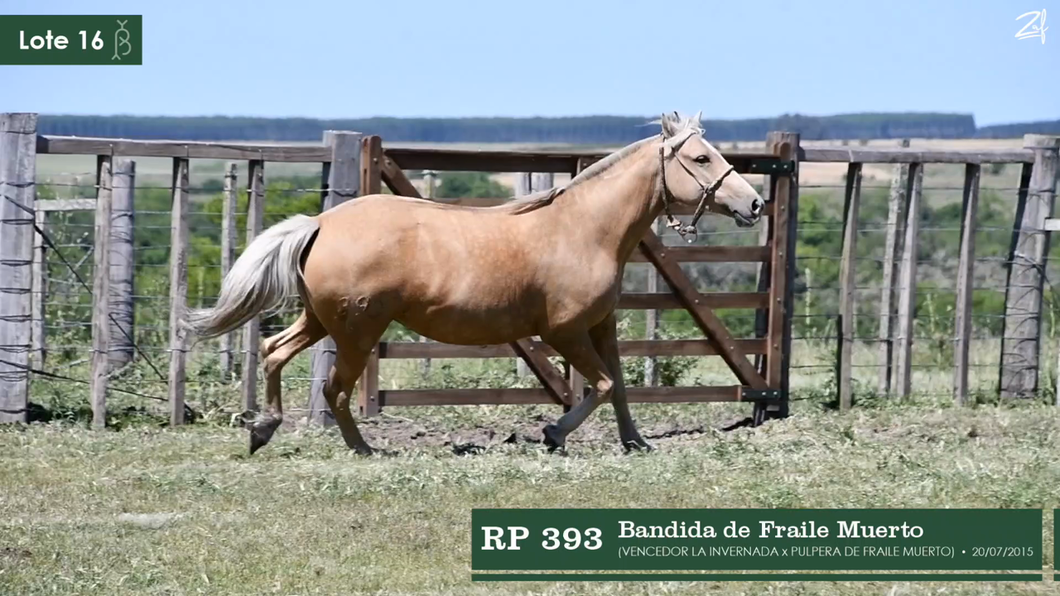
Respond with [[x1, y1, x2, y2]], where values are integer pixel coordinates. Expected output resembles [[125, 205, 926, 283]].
[[658, 136, 735, 243]]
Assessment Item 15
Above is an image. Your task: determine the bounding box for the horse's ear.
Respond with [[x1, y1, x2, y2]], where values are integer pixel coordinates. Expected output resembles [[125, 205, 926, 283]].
[[691, 110, 703, 128], [660, 112, 680, 138]]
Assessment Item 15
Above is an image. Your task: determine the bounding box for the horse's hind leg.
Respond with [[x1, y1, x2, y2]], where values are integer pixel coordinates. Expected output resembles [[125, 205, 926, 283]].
[[318, 322, 390, 455], [321, 360, 374, 455], [591, 313, 650, 451], [249, 310, 327, 454]]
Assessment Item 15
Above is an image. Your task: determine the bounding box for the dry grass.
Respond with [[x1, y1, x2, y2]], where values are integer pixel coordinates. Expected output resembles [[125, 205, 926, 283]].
[[1, 397, 1057, 595]]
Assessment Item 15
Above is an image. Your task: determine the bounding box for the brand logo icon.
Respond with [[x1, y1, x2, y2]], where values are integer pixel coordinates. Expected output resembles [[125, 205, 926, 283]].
[[113, 19, 132, 60], [1015, 10, 1047, 44]]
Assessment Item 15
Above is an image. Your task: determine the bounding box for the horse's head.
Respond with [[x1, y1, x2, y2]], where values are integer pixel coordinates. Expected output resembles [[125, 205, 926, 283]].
[[657, 111, 764, 230]]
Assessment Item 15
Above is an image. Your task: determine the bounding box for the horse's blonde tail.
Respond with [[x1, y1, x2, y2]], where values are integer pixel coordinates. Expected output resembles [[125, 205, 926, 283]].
[[187, 214, 319, 339]]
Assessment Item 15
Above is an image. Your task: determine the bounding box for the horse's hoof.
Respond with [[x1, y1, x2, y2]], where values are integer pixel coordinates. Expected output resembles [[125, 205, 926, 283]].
[[247, 419, 280, 455], [248, 430, 270, 455], [542, 424, 566, 454]]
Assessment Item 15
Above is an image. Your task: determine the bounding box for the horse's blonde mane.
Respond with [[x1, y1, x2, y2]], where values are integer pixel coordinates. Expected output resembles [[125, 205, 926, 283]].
[[493, 112, 703, 216], [492, 138, 657, 215]]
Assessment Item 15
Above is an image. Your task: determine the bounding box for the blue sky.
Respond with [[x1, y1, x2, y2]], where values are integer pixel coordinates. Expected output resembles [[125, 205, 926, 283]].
[[1, 0, 1057, 124]]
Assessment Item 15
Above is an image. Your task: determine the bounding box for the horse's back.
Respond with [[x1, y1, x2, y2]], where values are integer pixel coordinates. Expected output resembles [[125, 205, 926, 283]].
[[304, 194, 551, 343]]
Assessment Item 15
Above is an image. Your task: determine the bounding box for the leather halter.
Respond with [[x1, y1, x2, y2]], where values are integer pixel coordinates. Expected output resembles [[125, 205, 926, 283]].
[[658, 138, 735, 242]]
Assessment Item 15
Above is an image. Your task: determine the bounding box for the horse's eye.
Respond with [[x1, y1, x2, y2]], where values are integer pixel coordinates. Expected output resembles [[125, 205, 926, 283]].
[[694, 155, 710, 164]]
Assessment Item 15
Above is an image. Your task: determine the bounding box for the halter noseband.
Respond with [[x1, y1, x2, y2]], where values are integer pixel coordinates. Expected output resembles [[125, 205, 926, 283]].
[[658, 138, 735, 242]]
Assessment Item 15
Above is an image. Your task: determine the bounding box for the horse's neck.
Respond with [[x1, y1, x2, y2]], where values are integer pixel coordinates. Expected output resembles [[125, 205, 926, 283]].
[[558, 144, 664, 263]]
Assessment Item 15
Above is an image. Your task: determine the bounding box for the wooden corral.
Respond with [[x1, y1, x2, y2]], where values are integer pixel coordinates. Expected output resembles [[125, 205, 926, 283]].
[[1, 110, 1058, 427]]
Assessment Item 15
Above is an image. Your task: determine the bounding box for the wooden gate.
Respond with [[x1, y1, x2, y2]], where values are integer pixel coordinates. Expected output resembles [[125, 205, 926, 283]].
[[356, 132, 800, 423]]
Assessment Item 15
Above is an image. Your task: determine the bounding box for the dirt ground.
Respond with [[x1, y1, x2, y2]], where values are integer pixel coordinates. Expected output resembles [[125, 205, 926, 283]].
[[345, 408, 724, 456]]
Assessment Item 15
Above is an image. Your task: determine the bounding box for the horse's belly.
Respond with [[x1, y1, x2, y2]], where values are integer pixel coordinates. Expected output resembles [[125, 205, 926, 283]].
[[398, 302, 538, 345]]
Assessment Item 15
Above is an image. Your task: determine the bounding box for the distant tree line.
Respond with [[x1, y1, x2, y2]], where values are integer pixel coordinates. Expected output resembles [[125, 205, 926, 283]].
[[976, 119, 1060, 138], [41, 112, 1060, 144], [36, 113, 1060, 144]]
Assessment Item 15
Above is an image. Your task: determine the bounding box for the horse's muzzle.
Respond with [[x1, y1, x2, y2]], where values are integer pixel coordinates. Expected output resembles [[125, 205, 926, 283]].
[[733, 212, 759, 228]]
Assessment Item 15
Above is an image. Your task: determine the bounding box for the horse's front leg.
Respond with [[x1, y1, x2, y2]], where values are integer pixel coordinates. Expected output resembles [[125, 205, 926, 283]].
[[590, 312, 652, 451], [539, 332, 614, 452]]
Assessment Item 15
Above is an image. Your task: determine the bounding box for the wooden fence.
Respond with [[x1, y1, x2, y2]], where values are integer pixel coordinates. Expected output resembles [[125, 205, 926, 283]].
[[1, 110, 1058, 427]]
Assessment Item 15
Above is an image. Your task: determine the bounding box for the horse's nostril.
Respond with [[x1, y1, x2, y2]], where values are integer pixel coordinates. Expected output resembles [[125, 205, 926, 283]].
[[751, 199, 762, 215]]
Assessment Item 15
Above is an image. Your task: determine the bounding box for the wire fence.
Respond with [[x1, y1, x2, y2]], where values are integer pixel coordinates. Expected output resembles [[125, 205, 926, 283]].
[[26, 167, 333, 418], [10, 149, 1059, 423], [785, 161, 1059, 405]]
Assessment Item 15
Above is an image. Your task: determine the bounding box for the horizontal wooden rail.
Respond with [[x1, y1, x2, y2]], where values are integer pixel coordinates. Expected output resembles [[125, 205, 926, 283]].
[[34, 135, 777, 170], [608, 339, 766, 356], [618, 292, 767, 309], [801, 147, 1034, 164], [379, 385, 755, 407], [384, 147, 776, 174], [627, 246, 769, 263], [378, 338, 766, 359], [36, 135, 1035, 167], [37, 136, 331, 162]]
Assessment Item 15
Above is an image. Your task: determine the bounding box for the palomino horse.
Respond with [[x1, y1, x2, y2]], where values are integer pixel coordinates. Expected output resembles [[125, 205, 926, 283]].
[[188, 111, 764, 454]]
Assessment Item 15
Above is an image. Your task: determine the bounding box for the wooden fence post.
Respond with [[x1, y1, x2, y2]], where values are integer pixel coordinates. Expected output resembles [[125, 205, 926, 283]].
[[357, 136, 383, 417], [877, 138, 910, 394], [242, 160, 265, 414], [759, 131, 799, 422], [168, 158, 190, 425], [90, 156, 114, 428], [219, 162, 238, 379], [894, 163, 924, 398], [777, 133, 800, 419], [0, 113, 37, 424], [309, 131, 362, 423], [31, 209, 46, 369], [753, 174, 774, 376], [953, 164, 981, 405], [837, 162, 863, 411], [108, 158, 136, 371], [999, 135, 1060, 398], [360, 135, 385, 413]]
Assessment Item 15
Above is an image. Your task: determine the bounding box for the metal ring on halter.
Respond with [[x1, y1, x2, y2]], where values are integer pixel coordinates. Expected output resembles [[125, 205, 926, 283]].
[[658, 141, 735, 242]]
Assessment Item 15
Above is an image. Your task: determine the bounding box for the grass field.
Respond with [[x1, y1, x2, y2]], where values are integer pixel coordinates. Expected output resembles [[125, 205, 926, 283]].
[[1, 397, 1057, 595]]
